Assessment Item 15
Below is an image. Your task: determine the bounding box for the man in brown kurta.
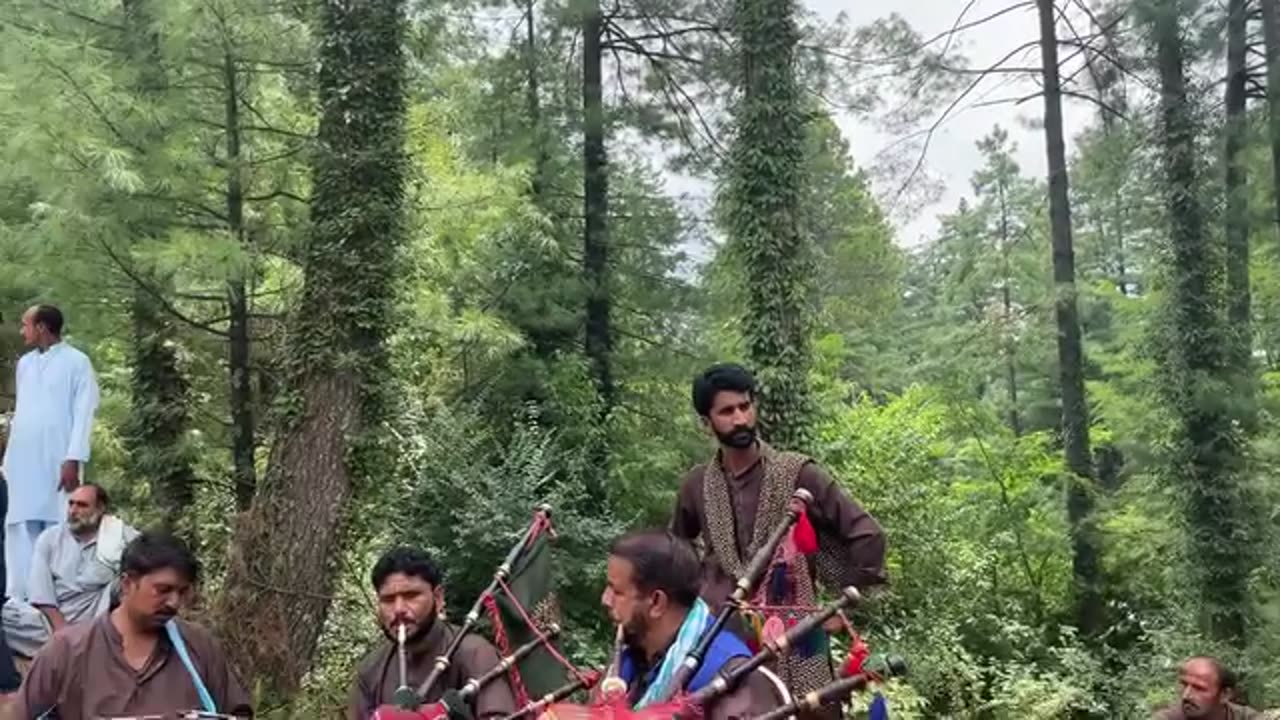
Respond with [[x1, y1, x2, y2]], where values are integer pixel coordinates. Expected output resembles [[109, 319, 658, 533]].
[[350, 547, 516, 720], [1152, 656, 1264, 720], [671, 363, 887, 718], [16, 531, 252, 720], [600, 530, 781, 720]]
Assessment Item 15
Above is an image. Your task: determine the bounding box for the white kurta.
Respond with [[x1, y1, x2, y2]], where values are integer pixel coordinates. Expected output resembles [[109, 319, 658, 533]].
[[2, 343, 99, 524]]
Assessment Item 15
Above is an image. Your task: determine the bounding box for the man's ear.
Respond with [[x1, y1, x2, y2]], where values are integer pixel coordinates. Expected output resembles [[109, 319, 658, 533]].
[[435, 586, 447, 618], [648, 589, 669, 619]]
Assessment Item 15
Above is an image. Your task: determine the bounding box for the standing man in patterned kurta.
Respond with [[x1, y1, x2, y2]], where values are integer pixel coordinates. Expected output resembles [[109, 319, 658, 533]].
[[671, 363, 887, 720], [2, 305, 99, 602]]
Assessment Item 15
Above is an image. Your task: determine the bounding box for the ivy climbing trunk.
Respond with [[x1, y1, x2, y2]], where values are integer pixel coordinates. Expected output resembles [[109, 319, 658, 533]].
[[125, 286, 197, 526], [213, 0, 407, 696], [724, 0, 812, 450], [1262, 0, 1280, 234], [997, 180, 1020, 437], [1147, 0, 1250, 643], [582, 0, 612, 499], [1036, 0, 1101, 639], [1224, 0, 1253, 429], [223, 50, 257, 510], [120, 0, 197, 530]]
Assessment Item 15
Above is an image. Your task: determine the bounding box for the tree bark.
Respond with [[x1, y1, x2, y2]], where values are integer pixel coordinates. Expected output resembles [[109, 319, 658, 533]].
[[1036, 0, 1102, 639], [582, 0, 612, 498], [997, 182, 1020, 437], [213, 0, 407, 696], [126, 287, 198, 528], [1148, 0, 1249, 643], [727, 0, 812, 450], [1261, 0, 1280, 231], [1224, 0, 1254, 431], [223, 50, 257, 510]]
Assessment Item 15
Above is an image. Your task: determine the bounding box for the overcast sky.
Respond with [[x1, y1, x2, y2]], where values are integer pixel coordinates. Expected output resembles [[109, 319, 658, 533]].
[[808, 0, 1097, 248]]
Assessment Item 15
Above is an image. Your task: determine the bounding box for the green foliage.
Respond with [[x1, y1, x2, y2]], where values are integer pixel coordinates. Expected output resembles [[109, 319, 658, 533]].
[[719, 0, 815, 451], [391, 400, 624, 666]]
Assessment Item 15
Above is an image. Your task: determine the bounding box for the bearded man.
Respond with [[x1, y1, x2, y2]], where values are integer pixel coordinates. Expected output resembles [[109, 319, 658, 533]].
[[670, 363, 887, 719], [350, 547, 517, 720], [1153, 656, 1263, 720], [3, 483, 138, 656], [600, 529, 781, 720]]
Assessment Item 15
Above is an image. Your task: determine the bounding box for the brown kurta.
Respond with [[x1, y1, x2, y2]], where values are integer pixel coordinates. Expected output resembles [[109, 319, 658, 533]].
[[16, 616, 253, 720], [672, 455, 887, 607], [621, 650, 780, 720], [349, 620, 516, 720]]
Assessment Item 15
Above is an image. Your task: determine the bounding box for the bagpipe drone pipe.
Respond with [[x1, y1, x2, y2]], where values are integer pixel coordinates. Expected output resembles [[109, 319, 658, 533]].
[[371, 504, 594, 720], [372, 627, 565, 720], [517, 589, 906, 720]]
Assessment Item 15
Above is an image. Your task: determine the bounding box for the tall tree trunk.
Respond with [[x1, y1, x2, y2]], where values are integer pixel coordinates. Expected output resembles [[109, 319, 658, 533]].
[[998, 184, 1020, 436], [524, 0, 548, 201], [1261, 0, 1280, 231], [1148, 0, 1249, 643], [126, 287, 198, 527], [1036, 0, 1102, 639], [223, 50, 257, 510], [726, 0, 812, 450], [1225, 0, 1255, 429], [213, 0, 407, 696], [120, 0, 197, 529], [582, 0, 612, 498]]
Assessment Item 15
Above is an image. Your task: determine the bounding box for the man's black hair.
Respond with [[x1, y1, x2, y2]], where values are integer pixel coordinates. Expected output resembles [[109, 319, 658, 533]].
[[121, 531, 199, 584], [371, 546, 444, 591], [608, 529, 701, 609], [691, 363, 756, 417], [31, 305, 63, 336], [82, 482, 109, 509]]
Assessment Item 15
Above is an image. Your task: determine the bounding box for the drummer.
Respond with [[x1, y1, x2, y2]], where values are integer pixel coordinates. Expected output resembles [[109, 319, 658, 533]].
[[600, 529, 782, 720], [16, 531, 253, 719]]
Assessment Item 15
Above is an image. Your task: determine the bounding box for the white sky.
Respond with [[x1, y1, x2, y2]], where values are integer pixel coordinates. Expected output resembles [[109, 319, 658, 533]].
[[808, 0, 1096, 248], [660, 0, 1099, 257]]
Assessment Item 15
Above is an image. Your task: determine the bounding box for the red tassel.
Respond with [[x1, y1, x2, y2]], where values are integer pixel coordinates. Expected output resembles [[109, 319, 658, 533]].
[[841, 634, 870, 678], [793, 509, 818, 555]]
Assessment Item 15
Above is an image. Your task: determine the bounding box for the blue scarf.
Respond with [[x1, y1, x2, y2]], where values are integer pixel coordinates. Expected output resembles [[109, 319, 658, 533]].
[[619, 599, 752, 708]]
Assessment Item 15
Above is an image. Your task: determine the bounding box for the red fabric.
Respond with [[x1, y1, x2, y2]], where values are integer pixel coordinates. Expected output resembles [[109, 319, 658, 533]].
[[793, 508, 818, 555], [841, 633, 870, 678], [483, 593, 531, 707]]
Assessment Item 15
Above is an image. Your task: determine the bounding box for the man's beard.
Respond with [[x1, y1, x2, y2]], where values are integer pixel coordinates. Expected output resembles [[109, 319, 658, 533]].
[[620, 612, 649, 650], [715, 424, 756, 449], [68, 512, 103, 534], [1181, 700, 1209, 719], [384, 612, 436, 645]]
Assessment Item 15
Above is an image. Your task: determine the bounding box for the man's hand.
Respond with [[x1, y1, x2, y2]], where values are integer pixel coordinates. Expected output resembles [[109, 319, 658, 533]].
[[58, 461, 79, 493], [822, 613, 846, 635]]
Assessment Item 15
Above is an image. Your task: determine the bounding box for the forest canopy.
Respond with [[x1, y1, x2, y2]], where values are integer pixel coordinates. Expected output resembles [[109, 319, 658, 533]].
[[2, 0, 1279, 717]]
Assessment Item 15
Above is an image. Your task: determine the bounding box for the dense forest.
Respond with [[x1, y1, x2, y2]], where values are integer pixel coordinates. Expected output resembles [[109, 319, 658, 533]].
[[2, 0, 1279, 716]]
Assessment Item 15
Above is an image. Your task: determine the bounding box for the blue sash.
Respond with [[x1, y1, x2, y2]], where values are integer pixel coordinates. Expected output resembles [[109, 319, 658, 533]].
[[166, 619, 218, 714], [619, 623, 752, 702]]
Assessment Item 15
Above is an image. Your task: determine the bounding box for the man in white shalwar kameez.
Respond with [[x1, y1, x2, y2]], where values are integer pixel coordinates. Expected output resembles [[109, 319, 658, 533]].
[[1, 305, 99, 601]]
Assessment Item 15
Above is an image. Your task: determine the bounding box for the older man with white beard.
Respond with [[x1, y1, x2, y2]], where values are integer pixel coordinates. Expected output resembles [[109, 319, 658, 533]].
[[3, 483, 138, 656]]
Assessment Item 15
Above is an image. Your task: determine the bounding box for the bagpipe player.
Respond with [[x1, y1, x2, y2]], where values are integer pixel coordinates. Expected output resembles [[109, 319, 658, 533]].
[[599, 530, 783, 720], [350, 547, 517, 720]]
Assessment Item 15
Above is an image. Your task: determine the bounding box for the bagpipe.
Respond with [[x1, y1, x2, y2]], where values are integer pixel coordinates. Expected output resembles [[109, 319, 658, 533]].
[[372, 492, 907, 720], [516, 490, 906, 720], [372, 505, 595, 720]]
